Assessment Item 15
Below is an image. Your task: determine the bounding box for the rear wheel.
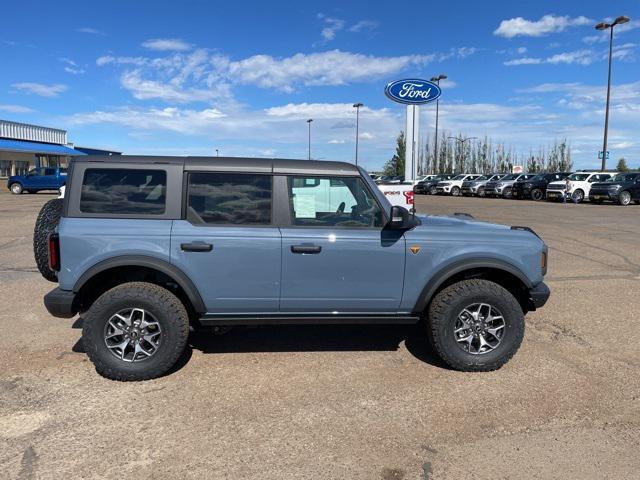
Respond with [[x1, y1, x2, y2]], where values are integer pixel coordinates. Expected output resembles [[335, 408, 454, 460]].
[[429, 186, 437, 195], [82, 282, 189, 381], [530, 188, 544, 201], [478, 187, 486, 198], [33, 198, 63, 282], [618, 191, 632, 206], [503, 187, 512, 198], [451, 186, 460, 196], [10, 183, 23, 194], [426, 279, 524, 372]]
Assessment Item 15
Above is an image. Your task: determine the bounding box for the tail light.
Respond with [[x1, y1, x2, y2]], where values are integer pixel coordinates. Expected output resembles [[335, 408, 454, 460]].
[[48, 233, 60, 271], [403, 190, 414, 205]]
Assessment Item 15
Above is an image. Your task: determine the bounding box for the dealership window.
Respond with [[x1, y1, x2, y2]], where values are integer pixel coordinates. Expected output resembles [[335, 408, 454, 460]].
[[80, 169, 167, 214], [187, 173, 272, 225], [287, 176, 384, 227]]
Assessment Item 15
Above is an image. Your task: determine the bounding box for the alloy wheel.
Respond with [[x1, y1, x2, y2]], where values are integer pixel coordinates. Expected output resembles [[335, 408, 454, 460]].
[[619, 191, 631, 206], [454, 303, 505, 355], [104, 308, 162, 362]]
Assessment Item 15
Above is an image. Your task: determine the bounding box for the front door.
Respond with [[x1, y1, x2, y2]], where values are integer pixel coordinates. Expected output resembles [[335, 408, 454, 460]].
[[279, 175, 406, 313], [171, 172, 281, 313]]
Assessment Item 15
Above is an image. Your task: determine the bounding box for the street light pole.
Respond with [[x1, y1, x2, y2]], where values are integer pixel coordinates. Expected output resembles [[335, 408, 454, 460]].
[[215, 149, 219, 157], [430, 74, 447, 173], [595, 15, 630, 170], [353, 102, 363, 166], [306, 119, 313, 160], [448, 136, 477, 172]]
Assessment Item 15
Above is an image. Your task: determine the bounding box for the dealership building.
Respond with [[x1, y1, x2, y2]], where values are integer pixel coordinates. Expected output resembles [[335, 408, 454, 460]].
[[0, 119, 120, 178]]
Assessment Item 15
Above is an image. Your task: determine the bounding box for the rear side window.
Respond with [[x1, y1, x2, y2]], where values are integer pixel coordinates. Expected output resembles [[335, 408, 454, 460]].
[[187, 173, 272, 225], [80, 169, 167, 214]]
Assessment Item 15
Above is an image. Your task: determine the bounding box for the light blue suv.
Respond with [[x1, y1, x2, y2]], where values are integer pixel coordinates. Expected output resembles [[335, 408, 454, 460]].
[[43, 156, 550, 380]]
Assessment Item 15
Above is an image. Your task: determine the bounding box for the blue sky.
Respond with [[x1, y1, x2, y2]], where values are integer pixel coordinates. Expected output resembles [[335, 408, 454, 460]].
[[1, 0, 639, 170]]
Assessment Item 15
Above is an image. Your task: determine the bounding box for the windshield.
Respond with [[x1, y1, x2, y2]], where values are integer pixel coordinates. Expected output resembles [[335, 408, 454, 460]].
[[528, 174, 544, 181], [567, 173, 590, 181], [501, 174, 518, 181], [452, 175, 466, 180], [475, 175, 489, 181], [520, 174, 536, 180]]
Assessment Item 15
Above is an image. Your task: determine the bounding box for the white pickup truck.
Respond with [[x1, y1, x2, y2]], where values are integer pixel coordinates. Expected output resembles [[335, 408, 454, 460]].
[[377, 183, 415, 211], [546, 172, 613, 203]]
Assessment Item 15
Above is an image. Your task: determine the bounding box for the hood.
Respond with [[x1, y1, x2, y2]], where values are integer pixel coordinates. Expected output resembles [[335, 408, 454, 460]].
[[547, 181, 567, 187], [413, 213, 510, 232], [591, 181, 621, 188]]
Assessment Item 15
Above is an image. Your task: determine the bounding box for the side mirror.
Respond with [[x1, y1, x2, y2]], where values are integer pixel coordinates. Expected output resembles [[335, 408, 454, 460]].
[[387, 205, 410, 229]]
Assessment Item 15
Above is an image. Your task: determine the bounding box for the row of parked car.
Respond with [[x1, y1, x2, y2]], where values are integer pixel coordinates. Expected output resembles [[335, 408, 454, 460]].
[[412, 171, 640, 206]]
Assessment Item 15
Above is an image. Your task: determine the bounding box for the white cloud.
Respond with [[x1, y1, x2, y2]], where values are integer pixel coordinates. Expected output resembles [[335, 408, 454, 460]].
[[77, 27, 105, 35], [120, 70, 229, 103], [96, 55, 148, 66], [60, 58, 85, 74], [317, 14, 345, 41], [142, 38, 192, 51], [0, 104, 34, 113], [11, 82, 67, 97], [359, 132, 374, 139], [349, 20, 379, 33], [438, 47, 479, 61], [494, 14, 592, 38], [504, 57, 542, 66], [611, 141, 633, 149], [505, 49, 595, 66], [225, 50, 433, 91], [517, 47, 527, 54], [328, 139, 346, 144]]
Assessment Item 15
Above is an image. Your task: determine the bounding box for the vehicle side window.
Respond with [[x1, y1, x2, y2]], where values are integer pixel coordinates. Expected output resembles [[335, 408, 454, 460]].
[[44, 168, 56, 176], [187, 173, 272, 225], [80, 168, 167, 214], [287, 176, 383, 228]]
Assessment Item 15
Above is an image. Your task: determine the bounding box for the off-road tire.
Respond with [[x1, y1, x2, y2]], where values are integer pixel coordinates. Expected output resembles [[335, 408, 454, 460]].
[[530, 188, 544, 201], [82, 282, 190, 381], [618, 191, 632, 206], [426, 279, 525, 372], [33, 198, 63, 282]]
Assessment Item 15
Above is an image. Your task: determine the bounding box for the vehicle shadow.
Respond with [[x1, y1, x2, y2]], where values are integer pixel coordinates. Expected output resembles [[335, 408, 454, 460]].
[[188, 323, 451, 370], [70, 318, 452, 375]]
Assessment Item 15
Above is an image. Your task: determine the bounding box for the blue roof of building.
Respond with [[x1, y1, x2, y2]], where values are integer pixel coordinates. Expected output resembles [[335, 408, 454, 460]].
[[0, 138, 86, 156]]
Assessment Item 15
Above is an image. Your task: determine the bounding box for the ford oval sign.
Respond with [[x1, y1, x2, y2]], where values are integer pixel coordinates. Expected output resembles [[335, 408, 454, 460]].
[[384, 79, 441, 105]]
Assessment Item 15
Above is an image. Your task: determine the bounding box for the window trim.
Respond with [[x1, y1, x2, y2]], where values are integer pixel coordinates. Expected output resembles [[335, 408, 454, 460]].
[[283, 174, 387, 230], [184, 171, 275, 228]]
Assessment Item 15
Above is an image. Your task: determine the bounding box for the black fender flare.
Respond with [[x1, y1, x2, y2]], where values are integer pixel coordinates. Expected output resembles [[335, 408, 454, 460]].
[[413, 257, 532, 314], [73, 255, 206, 314]]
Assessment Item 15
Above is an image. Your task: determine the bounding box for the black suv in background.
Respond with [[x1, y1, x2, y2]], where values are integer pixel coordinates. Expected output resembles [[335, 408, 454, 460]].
[[414, 174, 454, 194], [512, 172, 571, 201], [589, 172, 640, 206]]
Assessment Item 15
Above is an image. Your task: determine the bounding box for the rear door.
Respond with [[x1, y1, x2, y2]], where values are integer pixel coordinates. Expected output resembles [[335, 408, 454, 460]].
[[171, 172, 281, 313], [279, 175, 406, 313]]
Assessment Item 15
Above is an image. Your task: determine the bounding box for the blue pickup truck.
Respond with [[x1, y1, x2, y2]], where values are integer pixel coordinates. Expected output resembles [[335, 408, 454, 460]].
[[7, 167, 67, 194]]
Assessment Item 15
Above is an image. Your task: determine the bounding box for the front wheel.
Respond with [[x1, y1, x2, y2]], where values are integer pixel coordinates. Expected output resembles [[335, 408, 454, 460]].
[[429, 186, 437, 195], [503, 187, 512, 198], [451, 186, 460, 196], [82, 282, 190, 381], [618, 191, 632, 206], [426, 279, 524, 371], [478, 187, 486, 198], [10, 183, 23, 194]]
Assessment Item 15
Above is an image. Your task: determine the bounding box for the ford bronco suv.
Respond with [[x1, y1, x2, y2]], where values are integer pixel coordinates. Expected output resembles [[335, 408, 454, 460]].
[[42, 156, 550, 381]]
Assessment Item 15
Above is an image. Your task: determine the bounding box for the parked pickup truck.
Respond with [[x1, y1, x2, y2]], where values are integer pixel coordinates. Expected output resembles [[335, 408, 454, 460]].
[[42, 156, 550, 381], [7, 167, 67, 194]]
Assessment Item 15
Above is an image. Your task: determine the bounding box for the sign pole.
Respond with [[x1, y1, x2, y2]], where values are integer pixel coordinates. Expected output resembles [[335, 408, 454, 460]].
[[405, 105, 419, 182]]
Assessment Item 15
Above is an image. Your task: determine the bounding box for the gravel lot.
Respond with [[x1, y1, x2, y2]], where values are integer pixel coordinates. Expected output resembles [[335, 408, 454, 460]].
[[1, 190, 639, 480]]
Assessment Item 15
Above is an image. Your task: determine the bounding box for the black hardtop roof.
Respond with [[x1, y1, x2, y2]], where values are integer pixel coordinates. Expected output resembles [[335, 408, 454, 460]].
[[74, 155, 360, 176]]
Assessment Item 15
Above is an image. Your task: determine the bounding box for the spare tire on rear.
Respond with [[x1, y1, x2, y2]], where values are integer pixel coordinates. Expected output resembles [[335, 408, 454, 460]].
[[33, 199, 63, 282]]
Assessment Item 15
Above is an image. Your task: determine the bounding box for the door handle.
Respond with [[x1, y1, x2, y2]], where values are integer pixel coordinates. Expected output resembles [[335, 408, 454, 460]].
[[181, 242, 213, 252], [291, 244, 322, 254]]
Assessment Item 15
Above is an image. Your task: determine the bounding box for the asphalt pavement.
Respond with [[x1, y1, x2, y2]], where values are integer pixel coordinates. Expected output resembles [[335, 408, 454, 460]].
[[1, 191, 639, 480]]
